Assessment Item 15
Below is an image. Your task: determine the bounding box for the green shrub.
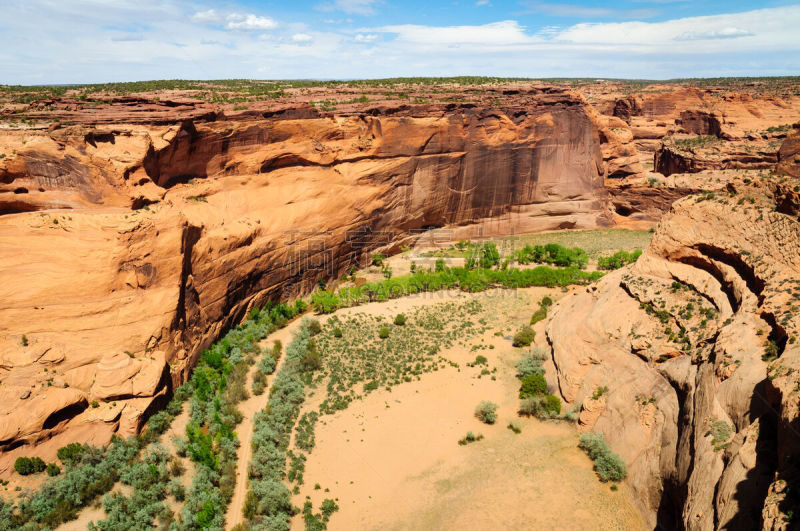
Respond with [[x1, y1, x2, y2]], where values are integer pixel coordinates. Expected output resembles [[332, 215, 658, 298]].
[[518, 395, 559, 418], [252, 371, 267, 395], [372, 253, 385, 266], [45, 463, 61, 477], [394, 313, 407, 326], [311, 265, 603, 313], [763, 340, 780, 362], [597, 250, 642, 270], [300, 340, 322, 372], [259, 354, 277, 376], [592, 385, 609, 400], [507, 421, 522, 434], [57, 442, 85, 467], [311, 290, 342, 313], [308, 319, 322, 336], [706, 419, 734, 450], [469, 354, 488, 366], [333, 327, 343, 338], [515, 243, 588, 268], [170, 480, 186, 502], [271, 339, 283, 359], [480, 242, 500, 269], [458, 431, 484, 445], [519, 397, 540, 416], [594, 452, 627, 483], [519, 374, 547, 398], [578, 433, 627, 482], [512, 326, 535, 347], [544, 394, 561, 415], [516, 353, 544, 378], [531, 346, 549, 360], [146, 410, 172, 437], [529, 306, 547, 325], [475, 401, 498, 424], [14, 456, 46, 475], [378, 326, 390, 339]]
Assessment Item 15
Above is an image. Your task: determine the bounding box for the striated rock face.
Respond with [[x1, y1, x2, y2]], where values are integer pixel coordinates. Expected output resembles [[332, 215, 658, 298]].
[[0, 94, 649, 473], [546, 176, 800, 529], [777, 128, 800, 178], [585, 85, 800, 185], [654, 141, 780, 177], [677, 110, 724, 138]]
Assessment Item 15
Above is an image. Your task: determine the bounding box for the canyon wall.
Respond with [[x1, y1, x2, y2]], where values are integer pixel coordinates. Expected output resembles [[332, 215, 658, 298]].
[[546, 170, 800, 528], [0, 94, 635, 473]]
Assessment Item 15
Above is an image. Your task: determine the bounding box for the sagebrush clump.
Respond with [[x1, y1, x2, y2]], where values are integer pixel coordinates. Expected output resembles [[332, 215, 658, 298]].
[[512, 325, 535, 347], [578, 433, 627, 482], [475, 401, 498, 424], [518, 395, 561, 418]]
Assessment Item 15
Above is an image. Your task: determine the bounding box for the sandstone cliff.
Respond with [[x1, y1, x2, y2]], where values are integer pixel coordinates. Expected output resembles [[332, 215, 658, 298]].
[[546, 173, 800, 529], [0, 93, 634, 473], [777, 128, 800, 178]]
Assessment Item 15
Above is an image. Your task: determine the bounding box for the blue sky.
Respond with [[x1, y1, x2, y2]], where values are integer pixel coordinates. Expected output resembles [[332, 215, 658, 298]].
[[1, 0, 799, 84]]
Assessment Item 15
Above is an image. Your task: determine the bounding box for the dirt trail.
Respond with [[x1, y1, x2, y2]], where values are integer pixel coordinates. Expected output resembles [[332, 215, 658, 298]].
[[225, 317, 307, 531]]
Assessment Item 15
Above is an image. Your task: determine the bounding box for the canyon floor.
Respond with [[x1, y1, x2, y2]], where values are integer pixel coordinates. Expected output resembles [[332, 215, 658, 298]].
[[286, 287, 644, 531], [3, 230, 650, 529]]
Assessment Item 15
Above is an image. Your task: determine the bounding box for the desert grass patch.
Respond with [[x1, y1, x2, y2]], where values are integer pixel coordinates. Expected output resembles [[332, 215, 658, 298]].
[[315, 299, 491, 414], [458, 431, 485, 445]]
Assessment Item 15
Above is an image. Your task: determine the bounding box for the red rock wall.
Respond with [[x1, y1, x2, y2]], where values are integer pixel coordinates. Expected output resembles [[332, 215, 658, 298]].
[[0, 102, 617, 471]]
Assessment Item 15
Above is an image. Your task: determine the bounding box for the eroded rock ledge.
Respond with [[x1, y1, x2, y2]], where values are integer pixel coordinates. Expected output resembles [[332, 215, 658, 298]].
[[547, 175, 800, 529]]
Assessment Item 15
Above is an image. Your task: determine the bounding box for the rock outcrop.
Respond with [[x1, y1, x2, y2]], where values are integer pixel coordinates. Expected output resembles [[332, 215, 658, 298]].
[[0, 92, 639, 473], [654, 140, 780, 177], [777, 128, 800, 178], [546, 175, 800, 529]]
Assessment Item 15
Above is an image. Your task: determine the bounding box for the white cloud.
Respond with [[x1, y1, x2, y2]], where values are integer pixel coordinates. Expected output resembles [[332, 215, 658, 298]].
[[378, 20, 538, 46], [317, 0, 380, 16], [292, 33, 313, 42], [1, 2, 799, 83], [190, 9, 220, 24], [552, 6, 799, 47], [677, 27, 753, 41], [475, 0, 492, 6], [520, 2, 659, 19], [225, 13, 279, 31]]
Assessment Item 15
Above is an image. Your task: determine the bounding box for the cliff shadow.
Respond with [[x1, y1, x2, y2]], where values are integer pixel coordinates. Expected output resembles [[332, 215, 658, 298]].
[[726, 378, 778, 529]]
